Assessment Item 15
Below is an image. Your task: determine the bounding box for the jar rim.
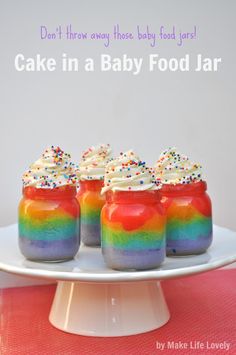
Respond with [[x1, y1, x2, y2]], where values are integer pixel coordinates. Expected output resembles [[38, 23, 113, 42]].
[[23, 185, 77, 199], [79, 179, 104, 191], [105, 189, 160, 204], [159, 181, 207, 196]]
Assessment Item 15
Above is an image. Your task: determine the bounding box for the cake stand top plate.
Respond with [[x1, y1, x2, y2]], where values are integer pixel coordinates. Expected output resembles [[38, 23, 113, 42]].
[[0, 224, 236, 283]]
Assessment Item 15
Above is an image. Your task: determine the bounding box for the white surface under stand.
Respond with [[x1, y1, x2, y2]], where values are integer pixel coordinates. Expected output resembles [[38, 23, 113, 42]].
[[0, 224, 236, 337]]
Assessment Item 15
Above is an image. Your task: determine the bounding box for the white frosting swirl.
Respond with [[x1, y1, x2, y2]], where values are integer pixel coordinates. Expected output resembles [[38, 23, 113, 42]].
[[22, 146, 79, 188], [79, 144, 111, 181], [101, 150, 155, 193], [155, 147, 202, 185]]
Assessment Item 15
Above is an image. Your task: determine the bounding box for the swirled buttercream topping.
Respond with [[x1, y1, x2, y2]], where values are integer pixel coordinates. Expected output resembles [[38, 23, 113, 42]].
[[79, 144, 111, 181], [155, 147, 202, 185], [101, 150, 155, 193], [22, 146, 79, 188]]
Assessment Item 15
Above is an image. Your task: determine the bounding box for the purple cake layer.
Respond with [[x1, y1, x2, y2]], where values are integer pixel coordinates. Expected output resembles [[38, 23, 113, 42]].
[[102, 247, 165, 270], [81, 223, 101, 246], [19, 236, 80, 261], [167, 235, 212, 255]]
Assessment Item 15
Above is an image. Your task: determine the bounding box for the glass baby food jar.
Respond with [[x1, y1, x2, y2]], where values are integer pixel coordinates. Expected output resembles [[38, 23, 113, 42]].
[[18, 185, 80, 261], [77, 180, 105, 246], [159, 181, 212, 256], [101, 190, 166, 270]]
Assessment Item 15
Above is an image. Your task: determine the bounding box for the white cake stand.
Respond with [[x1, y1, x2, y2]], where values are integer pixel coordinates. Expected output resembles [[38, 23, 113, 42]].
[[0, 224, 236, 337]]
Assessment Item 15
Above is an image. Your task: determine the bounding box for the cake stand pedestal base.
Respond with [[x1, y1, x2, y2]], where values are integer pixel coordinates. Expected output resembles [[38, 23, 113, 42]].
[[49, 280, 170, 337]]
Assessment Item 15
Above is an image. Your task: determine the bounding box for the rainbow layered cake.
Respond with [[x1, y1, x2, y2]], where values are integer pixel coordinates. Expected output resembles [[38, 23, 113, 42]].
[[101, 150, 166, 270], [155, 147, 213, 255], [19, 146, 80, 261], [77, 144, 111, 246]]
